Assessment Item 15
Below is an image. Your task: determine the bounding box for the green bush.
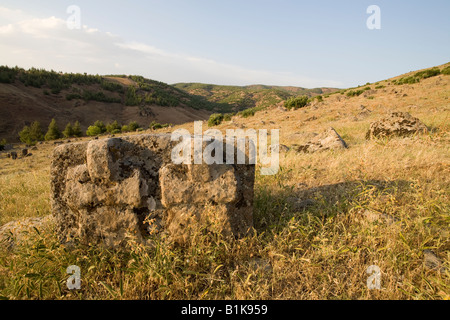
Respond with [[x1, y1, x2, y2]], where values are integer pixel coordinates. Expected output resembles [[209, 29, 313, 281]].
[[106, 120, 121, 133], [111, 129, 121, 134], [414, 67, 440, 79], [127, 121, 140, 132], [441, 66, 450, 75], [346, 90, 364, 97], [396, 76, 419, 85], [208, 113, 224, 127], [86, 125, 103, 136], [284, 96, 309, 110], [125, 86, 141, 106], [149, 121, 163, 130], [93, 121, 106, 133], [240, 109, 255, 118], [223, 113, 233, 121]]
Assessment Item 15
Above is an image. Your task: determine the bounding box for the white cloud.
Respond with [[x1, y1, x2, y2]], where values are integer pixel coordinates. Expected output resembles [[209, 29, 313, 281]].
[[0, 6, 342, 87]]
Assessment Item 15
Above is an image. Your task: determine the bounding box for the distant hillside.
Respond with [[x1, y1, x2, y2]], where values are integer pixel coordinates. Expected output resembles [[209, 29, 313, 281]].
[[173, 82, 338, 112], [0, 67, 233, 142], [0, 66, 340, 142]]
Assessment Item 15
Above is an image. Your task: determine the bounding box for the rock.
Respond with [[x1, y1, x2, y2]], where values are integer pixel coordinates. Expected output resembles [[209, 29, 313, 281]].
[[26, 153, 32, 157], [31, 146, 38, 150], [423, 250, 447, 273], [22, 148, 28, 156], [362, 210, 400, 225], [10, 151, 17, 160], [0, 216, 54, 250], [366, 112, 428, 139], [270, 144, 290, 154], [293, 127, 348, 153], [51, 134, 255, 248]]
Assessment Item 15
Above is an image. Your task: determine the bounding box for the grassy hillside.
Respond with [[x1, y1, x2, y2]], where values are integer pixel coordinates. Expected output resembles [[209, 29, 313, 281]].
[[0, 63, 448, 300], [173, 82, 337, 112]]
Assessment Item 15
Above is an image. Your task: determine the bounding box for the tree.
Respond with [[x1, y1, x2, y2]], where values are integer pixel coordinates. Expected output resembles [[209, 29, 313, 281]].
[[62, 123, 74, 138], [45, 118, 62, 141], [93, 120, 106, 133], [106, 120, 121, 133], [72, 121, 82, 137], [19, 126, 32, 144], [19, 121, 44, 144], [29, 121, 44, 142], [127, 121, 140, 132], [121, 125, 130, 133], [86, 125, 103, 136]]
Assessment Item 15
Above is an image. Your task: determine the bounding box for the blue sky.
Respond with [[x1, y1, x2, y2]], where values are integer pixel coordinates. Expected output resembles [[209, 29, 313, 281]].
[[0, 0, 449, 88]]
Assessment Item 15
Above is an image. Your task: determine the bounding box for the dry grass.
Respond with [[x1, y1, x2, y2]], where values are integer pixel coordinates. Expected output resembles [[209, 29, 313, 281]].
[[0, 67, 449, 300]]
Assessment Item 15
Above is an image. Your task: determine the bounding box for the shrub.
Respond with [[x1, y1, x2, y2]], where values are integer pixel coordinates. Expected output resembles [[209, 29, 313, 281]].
[[86, 125, 103, 136], [375, 85, 385, 89], [0, 138, 6, 151], [127, 121, 140, 132], [284, 96, 309, 110], [149, 121, 163, 130], [111, 129, 121, 134], [240, 109, 255, 118], [208, 113, 224, 127], [106, 120, 121, 133], [396, 76, 419, 85], [441, 66, 450, 75], [125, 86, 141, 106], [45, 119, 62, 141], [223, 113, 233, 121], [414, 67, 440, 79], [346, 90, 364, 97], [93, 121, 106, 133], [121, 125, 130, 133]]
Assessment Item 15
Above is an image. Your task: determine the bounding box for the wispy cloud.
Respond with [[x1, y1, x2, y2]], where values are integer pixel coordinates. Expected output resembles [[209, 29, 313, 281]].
[[0, 7, 342, 87]]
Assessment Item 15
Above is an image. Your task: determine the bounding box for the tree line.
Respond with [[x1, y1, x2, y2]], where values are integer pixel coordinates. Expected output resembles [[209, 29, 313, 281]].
[[18, 119, 171, 145]]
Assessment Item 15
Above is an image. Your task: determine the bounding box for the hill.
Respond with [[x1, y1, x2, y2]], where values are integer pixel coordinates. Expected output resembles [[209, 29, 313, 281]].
[[0, 67, 338, 143], [172, 82, 337, 112], [0, 62, 449, 300], [0, 67, 232, 142]]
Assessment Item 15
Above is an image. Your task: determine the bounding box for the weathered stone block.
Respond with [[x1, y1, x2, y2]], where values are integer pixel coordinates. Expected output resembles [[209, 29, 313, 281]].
[[51, 133, 255, 248]]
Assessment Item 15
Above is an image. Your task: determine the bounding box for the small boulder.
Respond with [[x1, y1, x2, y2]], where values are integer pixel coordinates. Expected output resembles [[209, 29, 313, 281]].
[[10, 151, 17, 160], [366, 112, 428, 139], [22, 148, 28, 156], [293, 127, 347, 153]]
